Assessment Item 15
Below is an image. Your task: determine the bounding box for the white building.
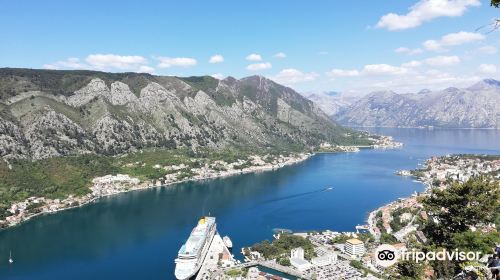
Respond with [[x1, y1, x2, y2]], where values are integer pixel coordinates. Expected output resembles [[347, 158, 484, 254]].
[[291, 247, 304, 259], [290, 258, 311, 272], [290, 247, 312, 272], [250, 251, 261, 260], [247, 267, 261, 280], [345, 239, 365, 257], [311, 253, 338, 267]]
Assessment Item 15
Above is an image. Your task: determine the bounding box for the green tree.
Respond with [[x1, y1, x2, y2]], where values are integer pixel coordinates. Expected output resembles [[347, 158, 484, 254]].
[[225, 269, 241, 277], [451, 231, 500, 254], [492, 0, 500, 8], [380, 233, 398, 244], [397, 260, 424, 279], [422, 177, 499, 246], [350, 260, 363, 270], [278, 257, 291, 266]]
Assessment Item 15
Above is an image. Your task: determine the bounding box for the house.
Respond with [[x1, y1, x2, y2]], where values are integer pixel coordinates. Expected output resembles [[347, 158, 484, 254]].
[[416, 231, 428, 244]]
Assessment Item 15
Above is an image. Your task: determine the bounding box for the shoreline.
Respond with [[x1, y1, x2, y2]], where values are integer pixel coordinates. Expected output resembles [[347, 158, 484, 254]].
[[365, 169, 429, 239], [366, 154, 500, 239], [0, 135, 403, 231], [0, 153, 313, 231]]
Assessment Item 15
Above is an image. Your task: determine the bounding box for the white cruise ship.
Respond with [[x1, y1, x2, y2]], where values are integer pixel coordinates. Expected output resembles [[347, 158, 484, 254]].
[[174, 217, 216, 280]]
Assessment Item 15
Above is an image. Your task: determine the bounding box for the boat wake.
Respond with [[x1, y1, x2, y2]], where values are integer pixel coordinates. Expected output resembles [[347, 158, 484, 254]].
[[256, 187, 333, 205]]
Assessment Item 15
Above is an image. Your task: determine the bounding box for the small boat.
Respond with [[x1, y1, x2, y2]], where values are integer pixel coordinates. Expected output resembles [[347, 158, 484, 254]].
[[326, 187, 333, 191], [9, 251, 13, 264], [222, 236, 232, 249]]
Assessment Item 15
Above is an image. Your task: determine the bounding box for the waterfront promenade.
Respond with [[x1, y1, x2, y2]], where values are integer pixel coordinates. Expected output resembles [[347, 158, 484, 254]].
[[227, 260, 309, 279]]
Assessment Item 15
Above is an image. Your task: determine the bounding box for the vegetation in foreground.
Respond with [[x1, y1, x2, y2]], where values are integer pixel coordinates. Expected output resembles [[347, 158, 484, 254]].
[[394, 177, 500, 279], [419, 177, 500, 279]]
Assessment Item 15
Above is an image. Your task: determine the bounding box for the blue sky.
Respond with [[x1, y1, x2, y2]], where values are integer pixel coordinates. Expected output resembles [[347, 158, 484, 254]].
[[1, 0, 499, 94]]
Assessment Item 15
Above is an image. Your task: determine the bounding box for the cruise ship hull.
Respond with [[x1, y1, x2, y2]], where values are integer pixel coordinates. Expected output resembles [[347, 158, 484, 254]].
[[174, 233, 214, 280], [174, 217, 216, 280]]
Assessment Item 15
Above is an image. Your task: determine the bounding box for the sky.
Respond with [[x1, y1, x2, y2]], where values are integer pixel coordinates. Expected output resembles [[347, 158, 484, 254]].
[[1, 0, 500, 95]]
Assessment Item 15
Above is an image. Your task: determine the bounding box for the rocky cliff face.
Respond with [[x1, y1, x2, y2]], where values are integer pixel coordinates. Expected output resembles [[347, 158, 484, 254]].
[[332, 79, 500, 128], [0, 68, 363, 160]]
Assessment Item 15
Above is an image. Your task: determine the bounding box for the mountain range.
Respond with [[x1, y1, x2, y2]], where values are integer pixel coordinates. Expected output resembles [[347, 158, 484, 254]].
[[309, 79, 500, 128], [303, 91, 358, 116], [0, 68, 368, 160]]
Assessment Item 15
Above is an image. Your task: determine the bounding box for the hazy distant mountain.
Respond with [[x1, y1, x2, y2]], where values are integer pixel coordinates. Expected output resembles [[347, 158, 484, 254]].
[[333, 79, 500, 128], [0, 68, 369, 160], [303, 91, 357, 115]]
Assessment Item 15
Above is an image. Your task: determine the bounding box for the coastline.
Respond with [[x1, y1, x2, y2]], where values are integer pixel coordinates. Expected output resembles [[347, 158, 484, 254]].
[[366, 168, 430, 240], [0, 135, 404, 231], [366, 154, 500, 240], [0, 152, 313, 230]]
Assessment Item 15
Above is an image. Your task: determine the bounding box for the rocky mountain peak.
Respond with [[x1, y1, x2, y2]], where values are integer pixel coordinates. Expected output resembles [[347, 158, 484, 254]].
[[468, 78, 500, 91], [332, 79, 500, 128], [0, 68, 367, 160], [366, 90, 400, 101], [417, 89, 432, 95]]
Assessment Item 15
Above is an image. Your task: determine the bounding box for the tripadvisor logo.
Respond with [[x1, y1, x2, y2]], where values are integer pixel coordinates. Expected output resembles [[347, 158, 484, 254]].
[[375, 244, 399, 267], [374, 244, 482, 268]]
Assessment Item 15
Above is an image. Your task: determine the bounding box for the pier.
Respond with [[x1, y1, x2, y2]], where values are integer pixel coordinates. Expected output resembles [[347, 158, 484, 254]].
[[194, 230, 309, 279], [195, 233, 234, 280], [225, 260, 310, 279], [355, 224, 369, 233]]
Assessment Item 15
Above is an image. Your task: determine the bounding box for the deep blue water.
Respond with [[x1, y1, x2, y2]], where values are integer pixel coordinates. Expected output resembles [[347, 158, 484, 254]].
[[0, 128, 499, 280]]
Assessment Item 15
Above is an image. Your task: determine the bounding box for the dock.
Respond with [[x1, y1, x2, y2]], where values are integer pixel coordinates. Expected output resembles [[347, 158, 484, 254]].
[[195, 233, 234, 280], [226, 260, 310, 279], [194, 232, 309, 279]]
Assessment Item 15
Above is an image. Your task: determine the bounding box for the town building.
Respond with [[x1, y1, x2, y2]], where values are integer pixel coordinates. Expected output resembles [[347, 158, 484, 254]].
[[311, 253, 338, 267], [416, 231, 428, 244], [290, 247, 311, 272], [345, 239, 365, 257]]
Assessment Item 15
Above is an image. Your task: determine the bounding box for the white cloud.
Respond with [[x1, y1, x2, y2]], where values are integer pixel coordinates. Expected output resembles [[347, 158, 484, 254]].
[[274, 52, 287, 58], [137, 65, 156, 74], [209, 54, 224, 64], [423, 40, 445, 52], [395, 47, 423, 55], [477, 45, 498, 54], [86, 54, 147, 70], [440, 31, 485, 45], [246, 53, 262, 61], [326, 69, 360, 78], [424, 55, 460, 66], [402, 60, 423, 68], [211, 73, 226, 79], [362, 64, 409, 76], [423, 31, 485, 51], [43, 57, 88, 70], [478, 64, 497, 74], [375, 0, 480, 31], [325, 64, 410, 79], [43, 54, 155, 73], [246, 62, 272, 71], [157, 57, 197, 68], [272, 68, 318, 84], [364, 70, 480, 93]]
